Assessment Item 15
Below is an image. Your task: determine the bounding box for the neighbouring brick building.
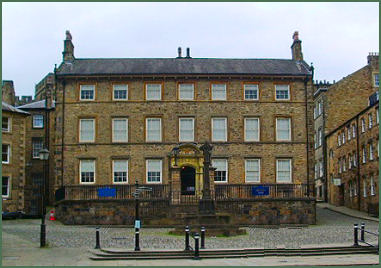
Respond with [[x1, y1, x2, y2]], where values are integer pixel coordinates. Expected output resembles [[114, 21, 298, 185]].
[[46, 30, 317, 225]]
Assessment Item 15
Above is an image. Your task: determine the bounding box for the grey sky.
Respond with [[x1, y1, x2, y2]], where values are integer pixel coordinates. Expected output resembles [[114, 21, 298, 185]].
[[2, 2, 379, 97]]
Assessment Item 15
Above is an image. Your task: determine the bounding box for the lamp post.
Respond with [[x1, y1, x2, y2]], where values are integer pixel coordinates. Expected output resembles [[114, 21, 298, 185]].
[[39, 148, 49, 247], [171, 146, 180, 166]]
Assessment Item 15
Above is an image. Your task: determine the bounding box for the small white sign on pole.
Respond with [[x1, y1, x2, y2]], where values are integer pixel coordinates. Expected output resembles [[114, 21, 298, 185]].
[[333, 178, 341, 186]]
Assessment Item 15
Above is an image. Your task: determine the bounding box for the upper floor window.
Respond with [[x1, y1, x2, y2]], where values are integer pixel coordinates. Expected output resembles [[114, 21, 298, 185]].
[[146, 118, 162, 142], [352, 124, 356, 138], [245, 159, 260, 183], [33, 114, 44, 128], [338, 134, 341, 146], [348, 154, 352, 169], [275, 84, 290, 100], [179, 118, 194, 142], [2, 117, 10, 132], [362, 146, 366, 163], [80, 159, 95, 184], [376, 108, 379, 124], [374, 73, 379, 87], [80, 85, 95, 100], [244, 84, 259, 100], [146, 83, 162, 100], [113, 84, 128, 100], [32, 138, 44, 159], [353, 152, 357, 167], [276, 159, 292, 183], [369, 114, 373, 129], [347, 126, 351, 141], [318, 101, 323, 115], [211, 83, 226, 100], [2, 176, 10, 198], [212, 159, 228, 183], [178, 83, 194, 100], [370, 177, 375, 195], [212, 118, 227, 142], [314, 104, 317, 119], [146, 159, 162, 183], [244, 118, 260, 142], [361, 118, 366, 133], [318, 128, 322, 147], [276, 118, 291, 141], [113, 160, 128, 184], [79, 119, 95, 143], [112, 118, 128, 142], [369, 143, 374, 160], [342, 131, 345, 144], [2, 144, 10, 164]]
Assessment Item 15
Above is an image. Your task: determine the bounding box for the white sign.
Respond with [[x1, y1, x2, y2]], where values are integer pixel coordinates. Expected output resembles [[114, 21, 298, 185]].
[[135, 220, 141, 229], [333, 178, 341, 186]]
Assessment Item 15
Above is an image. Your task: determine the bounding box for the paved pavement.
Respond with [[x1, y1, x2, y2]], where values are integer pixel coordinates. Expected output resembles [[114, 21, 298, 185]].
[[317, 202, 379, 222]]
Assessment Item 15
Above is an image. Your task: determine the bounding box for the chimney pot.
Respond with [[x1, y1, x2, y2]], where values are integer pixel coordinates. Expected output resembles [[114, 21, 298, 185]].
[[186, 47, 191, 58], [177, 47, 182, 58]]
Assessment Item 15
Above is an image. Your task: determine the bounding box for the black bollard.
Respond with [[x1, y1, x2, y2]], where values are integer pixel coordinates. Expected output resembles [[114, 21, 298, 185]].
[[200, 226, 205, 249], [353, 224, 359, 246], [194, 233, 200, 260], [135, 227, 140, 251], [95, 227, 100, 249], [185, 226, 190, 251], [360, 223, 365, 242]]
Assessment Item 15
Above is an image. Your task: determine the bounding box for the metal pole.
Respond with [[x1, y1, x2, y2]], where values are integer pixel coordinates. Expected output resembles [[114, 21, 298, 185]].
[[194, 233, 200, 260], [135, 180, 140, 251], [185, 226, 190, 251], [353, 224, 359, 246], [40, 159, 47, 247], [200, 227, 205, 249], [95, 227, 100, 249], [360, 223, 365, 242]]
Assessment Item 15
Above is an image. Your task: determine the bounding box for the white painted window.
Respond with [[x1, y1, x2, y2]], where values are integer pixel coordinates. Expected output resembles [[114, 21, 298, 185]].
[[79, 119, 95, 142], [314, 104, 317, 119], [32, 139, 44, 159], [80, 160, 95, 184], [376, 108, 379, 124], [374, 73, 379, 87], [361, 118, 366, 133], [146, 118, 161, 142], [2, 117, 10, 132], [2, 176, 10, 198], [319, 161, 324, 177], [245, 159, 260, 183], [275, 84, 290, 100], [33, 114, 44, 128], [112, 118, 128, 142], [2, 144, 10, 164], [179, 83, 194, 100], [276, 159, 292, 183], [146, 84, 162, 100], [363, 181, 367, 197], [80, 85, 95, 100], [179, 118, 194, 142], [314, 133, 317, 149], [369, 114, 373, 129], [212, 159, 228, 183], [314, 163, 318, 179], [338, 135, 341, 146], [276, 118, 291, 141], [146, 159, 162, 183], [211, 84, 227, 100], [362, 146, 366, 163], [342, 157, 346, 172], [113, 84, 128, 100], [342, 132, 345, 144], [352, 124, 356, 138], [369, 143, 374, 160], [370, 177, 375, 196], [113, 160, 128, 183], [244, 118, 259, 142], [244, 84, 259, 100], [318, 101, 323, 115], [212, 118, 227, 142], [353, 152, 357, 167], [347, 126, 351, 141], [318, 128, 322, 147]]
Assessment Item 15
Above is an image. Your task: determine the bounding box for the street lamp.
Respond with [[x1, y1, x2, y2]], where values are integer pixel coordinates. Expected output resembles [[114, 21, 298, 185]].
[[171, 146, 180, 166], [39, 148, 49, 247]]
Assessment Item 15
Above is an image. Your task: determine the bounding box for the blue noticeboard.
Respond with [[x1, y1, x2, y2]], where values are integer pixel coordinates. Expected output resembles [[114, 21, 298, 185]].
[[98, 187, 116, 197], [252, 185, 270, 196]]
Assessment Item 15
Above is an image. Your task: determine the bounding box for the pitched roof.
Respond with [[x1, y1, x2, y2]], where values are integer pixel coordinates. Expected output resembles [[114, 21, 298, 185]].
[[17, 99, 56, 110], [56, 58, 312, 76], [2, 102, 30, 115]]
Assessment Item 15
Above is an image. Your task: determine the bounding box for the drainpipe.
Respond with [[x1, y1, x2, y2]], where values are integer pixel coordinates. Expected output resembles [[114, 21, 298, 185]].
[[61, 80, 66, 188], [322, 94, 328, 202], [304, 77, 311, 197], [355, 116, 361, 211]]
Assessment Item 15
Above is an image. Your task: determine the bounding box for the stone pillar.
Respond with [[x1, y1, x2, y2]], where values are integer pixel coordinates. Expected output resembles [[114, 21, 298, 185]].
[[171, 168, 181, 204]]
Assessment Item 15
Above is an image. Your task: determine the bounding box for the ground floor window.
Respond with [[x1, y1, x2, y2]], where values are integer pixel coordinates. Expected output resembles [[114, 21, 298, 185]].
[[32, 138, 44, 159], [146, 159, 162, 183], [245, 159, 260, 182], [212, 159, 228, 182], [113, 160, 128, 183], [2, 176, 10, 198], [276, 159, 292, 183], [80, 159, 95, 183]]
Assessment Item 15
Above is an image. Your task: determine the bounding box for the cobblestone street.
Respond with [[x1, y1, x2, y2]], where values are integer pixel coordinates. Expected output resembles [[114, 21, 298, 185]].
[[2, 207, 379, 250]]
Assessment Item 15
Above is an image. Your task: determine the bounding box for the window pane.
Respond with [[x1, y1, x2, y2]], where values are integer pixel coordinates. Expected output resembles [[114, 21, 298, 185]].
[[80, 160, 95, 183], [113, 84, 128, 100], [80, 119, 94, 142], [276, 85, 289, 100], [179, 84, 194, 100], [277, 118, 291, 140], [245, 118, 259, 141], [146, 118, 161, 141], [113, 160, 128, 183], [2, 144, 9, 163], [277, 159, 291, 182], [32, 139, 44, 158], [212, 159, 227, 182], [212, 118, 227, 141], [2, 117, 9, 131], [244, 84, 258, 100], [113, 119, 128, 142], [211, 84, 226, 100], [2, 176, 9, 197], [146, 84, 161, 100], [179, 118, 194, 141], [33, 115, 44, 128], [246, 159, 260, 182], [147, 159, 162, 182], [80, 85, 95, 100]]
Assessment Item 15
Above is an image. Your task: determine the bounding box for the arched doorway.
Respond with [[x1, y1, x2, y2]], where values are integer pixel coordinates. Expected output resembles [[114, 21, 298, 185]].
[[181, 166, 196, 195]]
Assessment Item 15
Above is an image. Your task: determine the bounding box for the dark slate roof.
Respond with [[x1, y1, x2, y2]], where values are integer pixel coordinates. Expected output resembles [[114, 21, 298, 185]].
[[56, 58, 312, 76], [2, 102, 30, 115], [17, 99, 55, 109]]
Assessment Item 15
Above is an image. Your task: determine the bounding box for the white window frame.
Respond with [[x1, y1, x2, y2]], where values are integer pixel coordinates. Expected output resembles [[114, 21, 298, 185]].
[[318, 128, 322, 147], [276, 118, 291, 141], [178, 83, 195, 100], [2, 176, 10, 198], [211, 83, 227, 100], [276, 159, 292, 183], [361, 118, 366, 133], [370, 177, 375, 196], [362, 146, 366, 163], [112, 118, 128, 143], [80, 84, 95, 101], [179, 117, 195, 142], [348, 155, 352, 169], [79, 159, 96, 184], [244, 117, 260, 142], [319, 161, 324, 177], [376, 108, 379, 125], [212, 117, 227, 142], [2, 117, 10, 132], [33, 114, 44, 128], [343, 157, 346, 172], [244, 84, 259, 101], [318, 101, 322, 115], [347, 126, 351, 141], [342, 132, 345, 144], [363, 180, 367, 197], [212, 159, 228, 183], [245, 159, 261, 183], [374, 73, 379, 87], [146, 118, 162, 142], [146, 159, 162, 184], [2, 144, 10, 164], [353, 152, 357, 167], [275, 84, 290, 100], [32, 139, 44, 159], [338, 135, 341, 146], [352, 124, 356, 138], [112, 160, 129, 184], [369, 143, 374, 160], [113, 84, 128, 100], [145, 83, 162, 101], [79, 119, 95, 143], [369, 114, 373, 129]]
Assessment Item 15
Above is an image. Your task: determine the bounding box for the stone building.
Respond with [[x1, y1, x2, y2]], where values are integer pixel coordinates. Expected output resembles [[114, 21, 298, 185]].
[[49, 30, 316, 225], [326, 92, 379, 213]]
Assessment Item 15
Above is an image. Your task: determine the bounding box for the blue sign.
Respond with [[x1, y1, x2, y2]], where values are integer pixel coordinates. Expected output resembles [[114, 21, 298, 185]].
[[98, 187, 116, 197], [252, 185, 270, 196], [135, 220, 141, 229]]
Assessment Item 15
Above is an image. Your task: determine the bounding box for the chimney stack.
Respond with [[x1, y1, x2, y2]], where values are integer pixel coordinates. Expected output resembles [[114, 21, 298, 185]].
[[367, 52, 379, 67], [1, 80, 16, 106], [177, 47, 182, 58], [62, 30, 75, 62], [291, 31, 303, 61], [186, 47, 191, 58]]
